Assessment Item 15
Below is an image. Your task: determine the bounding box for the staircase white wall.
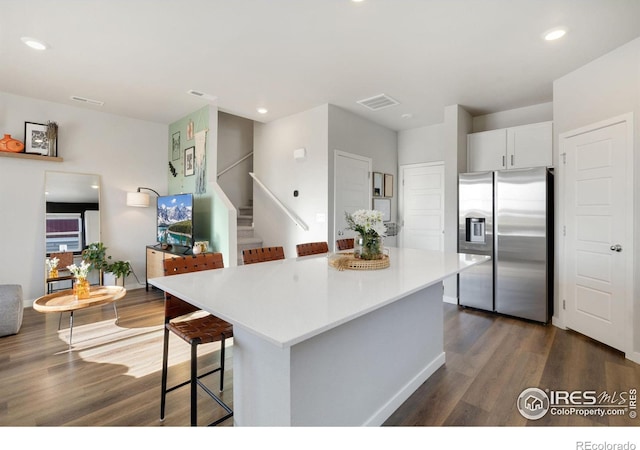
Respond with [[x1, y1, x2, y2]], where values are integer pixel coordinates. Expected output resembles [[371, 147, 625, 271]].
[[253, 104, 329, 258], [217, 112, 254, 209]]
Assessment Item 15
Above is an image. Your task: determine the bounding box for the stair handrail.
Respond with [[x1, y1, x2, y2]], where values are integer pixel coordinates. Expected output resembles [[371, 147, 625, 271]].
[[217, 152, 254, 179], [249, 172, 309, 231]]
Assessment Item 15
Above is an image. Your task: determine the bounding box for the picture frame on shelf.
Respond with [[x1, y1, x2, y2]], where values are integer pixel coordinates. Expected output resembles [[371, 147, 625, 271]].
[[373, 172, 383, 197], [384, 173, 394, 197], [184, 146, 195, 176], [172, 131, 181, 161], [24, 122, 53, 156], [373, 198, 391, 222]]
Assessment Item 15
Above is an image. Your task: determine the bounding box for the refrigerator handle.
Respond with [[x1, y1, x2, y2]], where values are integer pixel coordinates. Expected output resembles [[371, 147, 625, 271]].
[[502, 155, 506, 168], [511, 154, 514, 166]]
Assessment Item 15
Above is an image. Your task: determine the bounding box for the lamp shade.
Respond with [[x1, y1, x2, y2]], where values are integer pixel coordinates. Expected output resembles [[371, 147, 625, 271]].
[[126, 191, 150, 207]]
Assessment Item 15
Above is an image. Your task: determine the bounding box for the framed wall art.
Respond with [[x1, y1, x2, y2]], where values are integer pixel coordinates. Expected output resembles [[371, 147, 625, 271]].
[[184, 146, 195, 176], [384, 173, 394, 197], [24, 122, 54, 156], [373, 198, 391, 222], [172, 131, 181, 161], [372, 172, 383, 197]]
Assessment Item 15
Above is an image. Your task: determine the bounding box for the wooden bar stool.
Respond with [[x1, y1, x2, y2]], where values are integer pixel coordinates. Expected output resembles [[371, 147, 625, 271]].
[[160, 253, 233, 426], [336, 238, 355, 251], [296, 241, 329, 257], [242, 246, 285, 264]]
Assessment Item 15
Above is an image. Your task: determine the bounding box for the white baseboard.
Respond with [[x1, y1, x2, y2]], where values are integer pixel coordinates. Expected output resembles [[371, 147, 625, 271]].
[[626, 350, 640, 365], [551, 315, 566, 330], [443, 295, 457, 305], [364, 351, 446, 426]]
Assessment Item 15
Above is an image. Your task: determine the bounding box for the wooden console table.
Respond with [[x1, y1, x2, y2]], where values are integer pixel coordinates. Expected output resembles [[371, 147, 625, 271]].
[[145, 244, 192, 291]]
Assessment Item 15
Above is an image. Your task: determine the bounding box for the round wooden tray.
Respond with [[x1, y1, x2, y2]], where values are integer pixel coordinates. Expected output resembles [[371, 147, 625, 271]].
[[33, 285, 127, 313], [328, 253, 390, 271]]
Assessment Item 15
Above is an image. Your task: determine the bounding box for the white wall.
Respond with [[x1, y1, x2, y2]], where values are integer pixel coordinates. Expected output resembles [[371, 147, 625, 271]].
[[253, 104, 329, 258], [217, 112, 254, 210], [398, 123, 445, 166], [0, 92, 167, 303], [443, 105, 472, 300], [328, 105, 398, 247], [472, 102, 553, 133], [552, 36, 640, 358]]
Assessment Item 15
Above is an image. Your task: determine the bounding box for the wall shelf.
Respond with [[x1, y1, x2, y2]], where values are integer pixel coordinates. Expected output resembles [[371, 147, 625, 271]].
[[0, 152, 63, 162]]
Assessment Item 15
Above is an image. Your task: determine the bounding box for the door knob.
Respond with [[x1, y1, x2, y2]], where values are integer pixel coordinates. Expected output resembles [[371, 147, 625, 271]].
[[610, 244, 622, 252]]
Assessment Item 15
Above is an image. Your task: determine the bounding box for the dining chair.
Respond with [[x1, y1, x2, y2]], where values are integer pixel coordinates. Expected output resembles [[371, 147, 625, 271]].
[[160, 253, 233, 426], [295, 241, 329, 257], [242, 246, 285, 265], [336, 238, 355, 251], [50, 251, 74, 268]]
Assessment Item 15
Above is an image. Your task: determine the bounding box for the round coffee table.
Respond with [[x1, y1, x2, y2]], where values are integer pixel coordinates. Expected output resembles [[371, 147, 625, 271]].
[[34, 285, 126, 348]]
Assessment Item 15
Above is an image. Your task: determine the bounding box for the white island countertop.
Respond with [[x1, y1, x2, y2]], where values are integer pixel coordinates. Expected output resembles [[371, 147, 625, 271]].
[[149, 247, 489, 348]]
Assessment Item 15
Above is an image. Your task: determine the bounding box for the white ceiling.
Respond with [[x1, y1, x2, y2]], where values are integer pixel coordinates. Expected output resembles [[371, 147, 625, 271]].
[[2, 0, 640, 131]]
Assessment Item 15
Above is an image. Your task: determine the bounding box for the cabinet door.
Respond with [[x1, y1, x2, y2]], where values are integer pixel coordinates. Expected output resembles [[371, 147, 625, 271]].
[[146, 248, 165, 280], [507, 121, 552, 169], [468, 129, 507, 172]]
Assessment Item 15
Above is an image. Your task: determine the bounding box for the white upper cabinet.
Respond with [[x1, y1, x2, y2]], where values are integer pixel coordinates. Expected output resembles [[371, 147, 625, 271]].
[[468, 121, 552, 172], [468, 128, 507, 172]]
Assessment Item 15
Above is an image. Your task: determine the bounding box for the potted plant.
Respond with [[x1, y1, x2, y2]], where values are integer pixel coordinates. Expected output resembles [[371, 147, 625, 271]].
[[104, 260, 132, 287], [82, 242, 111, 271]]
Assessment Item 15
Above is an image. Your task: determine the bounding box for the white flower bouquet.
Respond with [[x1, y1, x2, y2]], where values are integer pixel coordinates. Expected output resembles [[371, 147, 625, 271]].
[[46, 257, 59, 271], [345, 209, 387, 260], [345, 209, 387, 238], [67, 261, 91, 279]]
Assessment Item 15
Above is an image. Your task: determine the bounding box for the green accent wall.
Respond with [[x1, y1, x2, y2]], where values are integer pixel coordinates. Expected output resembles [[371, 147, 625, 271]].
[[168, 106, 212, 247]]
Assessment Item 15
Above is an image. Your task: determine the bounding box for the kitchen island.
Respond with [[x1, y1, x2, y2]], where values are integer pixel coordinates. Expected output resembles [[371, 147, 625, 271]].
[[149, 247, 489, 426]]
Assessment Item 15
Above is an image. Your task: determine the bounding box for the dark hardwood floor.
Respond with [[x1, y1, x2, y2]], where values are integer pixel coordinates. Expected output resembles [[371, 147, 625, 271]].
[[1, 287, 638, 428], [385, 303, 640, 427]]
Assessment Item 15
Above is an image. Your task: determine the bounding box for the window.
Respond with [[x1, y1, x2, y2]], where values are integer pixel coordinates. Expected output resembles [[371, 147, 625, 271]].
[[46, 213, 83, 253]]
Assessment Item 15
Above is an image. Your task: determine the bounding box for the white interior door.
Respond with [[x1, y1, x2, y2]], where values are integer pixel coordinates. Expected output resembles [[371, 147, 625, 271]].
[[562, 116, 632, 353], [399, 162, 445, 251], [334, 151, 372, 249]]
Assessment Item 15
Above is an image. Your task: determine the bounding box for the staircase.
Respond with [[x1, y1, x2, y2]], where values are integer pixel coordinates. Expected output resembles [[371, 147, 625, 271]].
[[236, 200, 262, 265]]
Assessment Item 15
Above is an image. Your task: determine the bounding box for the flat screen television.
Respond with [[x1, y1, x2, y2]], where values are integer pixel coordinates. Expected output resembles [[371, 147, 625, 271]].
[[156, 193, 193, 248]]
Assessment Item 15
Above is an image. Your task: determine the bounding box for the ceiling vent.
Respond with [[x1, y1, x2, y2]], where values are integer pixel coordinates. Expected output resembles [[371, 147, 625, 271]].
[[187, 89, 217, 101], [356, 94, 400, 111], [70, 95, 104, 106]]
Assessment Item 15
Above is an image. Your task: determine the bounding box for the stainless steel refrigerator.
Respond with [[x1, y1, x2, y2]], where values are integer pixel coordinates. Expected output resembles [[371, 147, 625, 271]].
[[458, 167, 553, 323]]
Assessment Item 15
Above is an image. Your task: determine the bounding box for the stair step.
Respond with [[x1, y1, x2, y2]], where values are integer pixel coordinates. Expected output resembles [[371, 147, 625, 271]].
[[237, 225, 254, 238], [237, 215, 253, 226], [238, 206, 253, 215]]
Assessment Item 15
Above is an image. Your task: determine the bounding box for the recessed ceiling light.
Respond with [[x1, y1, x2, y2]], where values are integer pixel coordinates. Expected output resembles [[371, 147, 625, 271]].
[[21, 36, 48, 50], [352, 0, 365, 3], [401, 113, 413, 119], [543, 27, 568, 41], [257, 107, 268, 114]]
